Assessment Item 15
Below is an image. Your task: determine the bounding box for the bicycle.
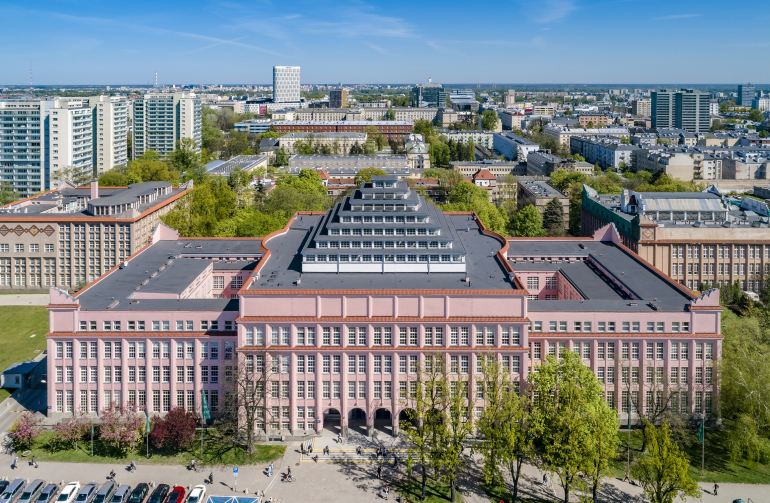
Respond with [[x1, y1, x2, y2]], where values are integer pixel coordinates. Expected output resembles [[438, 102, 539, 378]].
[[281, 474, 295, 483]]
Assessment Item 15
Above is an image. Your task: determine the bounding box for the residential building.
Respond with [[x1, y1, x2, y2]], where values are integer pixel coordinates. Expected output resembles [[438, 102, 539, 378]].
[[517, 180, 569, 232], [278, 132, 367, 156], [329, 90, 347, 109], [503, 90, 516, 107], [576, 113, 612, 127], [273, 66, 301, 104], [360, 100, 391, 109], [752, 96, 770, 112], [543, 125, 630, 147], [500, 110, 526, 130], [0, 99, 54, 196], [631, 99, 651, 117], [86, 96, 129, 173], [391, 108, 439, 123], [526, 151, 592, 176], [412, 83, 447, 108], [721, 152, 769, 180], [438, 107, 459, 125], [0, 179, 190, 291], [46, 180, 722, 428], [287, 155, 415, 180], [49, 98, 93, 179], [441, 130, 493, 149], [652, 89, 709, 133], [569, 137, 639, 171], [132, 93, 202, 159], [532, 105, 555, 116], [582, 184, 770, 292], [632, 147, 723, 181], [652, 90, 676, 129], [710, 100, 720, 116], [271, 121, 413, 141], [738, 84, 755, 107], [493, 132, 539, 161]]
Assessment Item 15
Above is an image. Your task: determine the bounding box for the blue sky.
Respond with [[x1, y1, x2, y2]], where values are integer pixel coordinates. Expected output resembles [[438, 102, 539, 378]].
[[1, 0, 769, 85]]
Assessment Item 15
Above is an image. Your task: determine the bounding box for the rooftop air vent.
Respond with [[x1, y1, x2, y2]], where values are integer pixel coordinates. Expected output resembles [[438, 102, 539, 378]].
[[107, 300, 119, 309]]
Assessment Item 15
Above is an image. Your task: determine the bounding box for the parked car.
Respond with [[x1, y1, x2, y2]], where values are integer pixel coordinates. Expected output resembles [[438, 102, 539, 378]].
[[92, 483, 117, 503], [35, 485, 60, 503], [146, 485, 168, 503], [0, 485, 8, 499], [56, 483, 80, 503], [17, 480, 45, 503], [109, 487, 131, 503], [185, 486, 205, 503], [126, 485, 149, 503], [0, 479, 27, 503], [74, 484, 98, 503], [165, 488, 185, 503]]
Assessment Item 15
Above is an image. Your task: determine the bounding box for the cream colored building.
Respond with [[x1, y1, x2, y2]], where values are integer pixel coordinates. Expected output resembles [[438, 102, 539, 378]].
[[543, 125, 630, 146], [277, 132, 368, 155], [49, 99, 93, 178], [86, 96, 129, 172], [132, 92, 202, 159]]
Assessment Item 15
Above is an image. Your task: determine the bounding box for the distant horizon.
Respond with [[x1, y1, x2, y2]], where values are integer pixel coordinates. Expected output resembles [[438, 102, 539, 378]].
[[2, 0, 769, 84], [3, 83, 769, 89]]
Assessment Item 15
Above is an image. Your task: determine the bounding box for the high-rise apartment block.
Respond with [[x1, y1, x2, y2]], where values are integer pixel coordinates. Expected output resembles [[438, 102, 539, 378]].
[[87, 96, 129, 172], [631, 99, 651, 117], [503, 89, 516, 107], [49, 99, 93, 177], [651, 89, 709, 133], [273, 66, 301, 104], [0, 99, 53, 197], [132, 93, 202, 159], [329, 89, 347, 109], [738, 83, 755, 107]]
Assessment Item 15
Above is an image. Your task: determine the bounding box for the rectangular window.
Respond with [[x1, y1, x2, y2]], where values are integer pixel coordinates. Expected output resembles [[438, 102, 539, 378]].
[[598, 343, 605, 359]]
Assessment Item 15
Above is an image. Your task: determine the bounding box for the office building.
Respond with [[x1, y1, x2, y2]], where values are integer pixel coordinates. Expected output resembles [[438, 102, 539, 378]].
[[0, 99, 54, 196], [412, 83, 447, 108], [132, 93, 202, 159], [738, 84, 755, 107], [651, 89, 676, 129], [49, 99, 94, 179], [273, 66, 301, 104], [233, 119, 274, 135], [46, 178, 722, 427], [752, 96, 770, 112], [582, 184, 770, 292], [86, 96, 129, 173], [675, 89, 710, 134], [329, 90, 347, 109], [569, 137, 640, 171], [0, 179, 189, 291]]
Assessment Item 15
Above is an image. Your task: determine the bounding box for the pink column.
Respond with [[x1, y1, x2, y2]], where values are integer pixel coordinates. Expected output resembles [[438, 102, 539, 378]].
[[289, 352, 297, 432], [315, 350, 323, 433]]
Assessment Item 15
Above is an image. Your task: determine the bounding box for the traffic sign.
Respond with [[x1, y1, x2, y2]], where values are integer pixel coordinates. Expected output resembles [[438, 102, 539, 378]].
[[233, 466, 239, 477]]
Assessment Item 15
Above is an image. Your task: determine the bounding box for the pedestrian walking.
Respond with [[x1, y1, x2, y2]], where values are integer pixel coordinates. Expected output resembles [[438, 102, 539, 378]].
[[713, 483, 718, 496], [377, 466, 382, 479], [209, 472, 214, 485], [384, 486, 389, 500], [337, 432, 342, 443], [191, 459, 196, 471], [542, 474, 547, 487], [470, 450, 475, 461], [13, 456, 18, 469], [110, 470, 116, 480], [313, 455, 318, 463], [32, 457, 38, 469], [393, 455, 397, 467], [130, 460, 136, 472], [623, 471, 630, 483]]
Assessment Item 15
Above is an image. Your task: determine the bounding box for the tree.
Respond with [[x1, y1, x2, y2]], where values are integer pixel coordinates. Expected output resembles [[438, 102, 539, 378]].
[[747, 109, 764, 123], [481, 110, 498, 130], [52, 165, 93, 187], [161, 177, 238, 237], [214, 207, 284, 237], [477, 355, 534, 503], [442, 181, 509, 235], [385, 109, 396, 121], [364, 125, 386, 150], [550, 170, 588, 192], [273, 147, 289, 166], [216, 349, 277, 453], [0, 182, 20, 205], [53, 409, 89, 450], [355, 167, 387, 186], [127, 151, 179, 184], [401, 354, 447, 501], [542, 198, 565, 236], [438, 368, 474, 503], [349, 142, 364, 155], [429, 141, 450, 169], [169, 138, 202, 175], [466, 137, 475, 161], [529, 351, 615, 503], [10, 412, 43, 449], [413, 119, 435, 138], [581, 402, 620, 502], [719, 101, 730, 113], [150, 407, 198, 449], [631, 421, 701, 503], [510, 204, 543, 237], [363, 139, 377, 155], [99, 169, 129, 186], [621, 135, 632, 144], [99, 404, 143, 452]]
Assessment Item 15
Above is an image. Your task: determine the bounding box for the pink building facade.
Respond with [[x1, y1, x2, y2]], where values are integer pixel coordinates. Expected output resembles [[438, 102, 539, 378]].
[[47, 177, 722, 438]]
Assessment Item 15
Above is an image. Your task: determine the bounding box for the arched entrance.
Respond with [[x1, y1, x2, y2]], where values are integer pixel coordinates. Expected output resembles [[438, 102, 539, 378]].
[[399, 408, 419, 428], [349, 407, 367, 435], [374, 408, 393, 435], [323, 408, 341, 434]]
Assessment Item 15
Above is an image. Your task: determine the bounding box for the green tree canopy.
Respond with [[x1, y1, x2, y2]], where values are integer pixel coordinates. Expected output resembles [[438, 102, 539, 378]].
[[355, 167, 387, 186], [127, 151, 179, 184], [214, 207, 285, 237], [481, 110, 499, 130], [273, 147, 289, 166], [161, 177, 237, 236], [542, 197, 565, 236], [98, 170, 129, 186], [0, 182, 20, 205], [550, 169, 589, 192], [510, 204, 543, 237]]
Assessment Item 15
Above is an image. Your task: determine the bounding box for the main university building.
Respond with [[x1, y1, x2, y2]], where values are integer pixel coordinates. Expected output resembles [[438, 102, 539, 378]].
[[47, 177, 722, 435]]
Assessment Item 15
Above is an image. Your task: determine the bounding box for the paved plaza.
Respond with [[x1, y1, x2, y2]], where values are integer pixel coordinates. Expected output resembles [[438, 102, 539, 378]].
[[0, 427, 765, 503]]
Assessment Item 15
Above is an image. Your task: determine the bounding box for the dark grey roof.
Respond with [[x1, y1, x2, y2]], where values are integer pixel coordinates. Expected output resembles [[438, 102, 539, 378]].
[[76, 239, 262, 311], [89, 182, 170, 207], [509, 240, 693, 312], [250, 213, 514, 291], [518, 180, 566, 198]]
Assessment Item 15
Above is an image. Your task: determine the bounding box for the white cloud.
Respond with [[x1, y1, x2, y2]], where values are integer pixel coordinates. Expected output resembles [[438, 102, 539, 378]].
[[523, 0, 577, 23], [654, 13, 701, 20]]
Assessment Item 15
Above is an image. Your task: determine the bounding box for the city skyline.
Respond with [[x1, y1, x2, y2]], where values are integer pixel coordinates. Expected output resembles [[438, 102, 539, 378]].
[[2, 0, 770, 85]]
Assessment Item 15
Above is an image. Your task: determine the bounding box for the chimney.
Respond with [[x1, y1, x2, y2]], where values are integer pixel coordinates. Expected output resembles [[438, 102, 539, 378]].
[[90, 179, 98, 200]]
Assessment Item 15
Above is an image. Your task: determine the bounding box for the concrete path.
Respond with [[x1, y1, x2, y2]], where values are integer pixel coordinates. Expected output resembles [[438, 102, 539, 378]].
[[0, 294, 49, 306]]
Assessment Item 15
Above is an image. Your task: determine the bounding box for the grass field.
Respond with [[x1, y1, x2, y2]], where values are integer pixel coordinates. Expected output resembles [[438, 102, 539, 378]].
[[612, 427, 770, 484], [0, 305, 49, 402], [19, 431, 284, 466]]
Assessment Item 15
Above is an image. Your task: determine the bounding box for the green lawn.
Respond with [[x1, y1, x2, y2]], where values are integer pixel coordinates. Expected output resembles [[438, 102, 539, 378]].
[[611, 428, 770, 484], [0, 305, 49, 402], [19, 431, 284, 466], [396, 475, 464, 503]]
